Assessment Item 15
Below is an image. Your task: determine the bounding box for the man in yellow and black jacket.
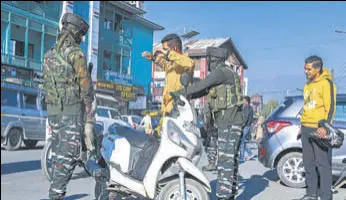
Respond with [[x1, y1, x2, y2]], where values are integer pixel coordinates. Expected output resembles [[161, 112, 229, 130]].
[[142, 34, 195, 136], [297, 55, 337, 200]]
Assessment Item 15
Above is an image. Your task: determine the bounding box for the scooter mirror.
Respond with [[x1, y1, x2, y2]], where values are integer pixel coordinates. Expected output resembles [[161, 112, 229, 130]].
[[180, 73, 190, 88]]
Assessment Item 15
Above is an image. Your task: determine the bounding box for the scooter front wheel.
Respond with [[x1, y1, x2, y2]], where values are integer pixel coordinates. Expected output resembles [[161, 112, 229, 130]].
[[41, 140, 54, 181], [157, 178, 209, 200]]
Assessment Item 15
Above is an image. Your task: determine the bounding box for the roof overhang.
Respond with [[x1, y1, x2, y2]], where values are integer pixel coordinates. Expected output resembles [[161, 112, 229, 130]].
[[130, 14, 164, 31], [185, 37, 248, 69], [108, 1, 146, 15]]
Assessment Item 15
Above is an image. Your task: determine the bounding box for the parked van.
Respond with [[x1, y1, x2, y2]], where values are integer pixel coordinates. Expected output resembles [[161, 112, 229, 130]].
[[1, 78, 47, 150]]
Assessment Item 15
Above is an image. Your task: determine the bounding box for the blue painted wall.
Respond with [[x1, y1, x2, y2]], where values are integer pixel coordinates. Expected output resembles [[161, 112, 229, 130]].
[[73, 1, 89, 57], [130, 22, 154, 95]]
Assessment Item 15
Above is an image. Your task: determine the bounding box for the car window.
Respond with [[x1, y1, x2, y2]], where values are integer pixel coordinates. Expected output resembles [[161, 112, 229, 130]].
[[96, 108, 109, 118], [110, 110, 121, 120], [280, 99, 304, 118], [121, 116, 129, 123], [334, 103, 346, 122], [24, 93, 37, 110], [267, 98, 304, 120], [1, 89, 18, 107], [132, 116, 142, 124]]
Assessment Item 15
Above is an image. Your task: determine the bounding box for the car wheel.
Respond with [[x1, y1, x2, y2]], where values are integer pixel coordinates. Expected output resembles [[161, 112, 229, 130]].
[[277, 152, 306, 188], [23, 140, 38, 148], [4, 128, 23, 151]]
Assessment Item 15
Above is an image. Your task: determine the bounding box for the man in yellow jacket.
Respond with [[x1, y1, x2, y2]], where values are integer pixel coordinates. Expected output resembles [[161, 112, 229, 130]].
[[142, 34, 195, 135], [296, 55, 337, 200]]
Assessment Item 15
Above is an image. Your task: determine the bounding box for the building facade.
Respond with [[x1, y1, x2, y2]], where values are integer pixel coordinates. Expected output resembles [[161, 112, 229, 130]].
[[152, 37, 248, 110], [1, 1, 61, 87], [1, 1, 163, 114]]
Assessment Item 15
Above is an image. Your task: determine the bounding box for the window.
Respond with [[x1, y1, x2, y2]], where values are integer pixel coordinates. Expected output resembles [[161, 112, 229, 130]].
[[10, 39, 24, 57], [103, 50, 112, 70], [24, 93, 37, 109], [194, 59, 200, 70], [96, 98, 118, 108], [114, 14, 122, 32], [104, 18, 113, 30], [96, 108, 109, 118], [115, 53, 121, 73], [110, 110, 121, 120], [28, 43, 34, 59], [1, 89, 18, 107], [334, 103, 346, 122]]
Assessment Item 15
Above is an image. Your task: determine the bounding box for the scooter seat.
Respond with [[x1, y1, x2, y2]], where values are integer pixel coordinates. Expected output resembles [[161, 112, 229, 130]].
[[115, 126, 153, 149]]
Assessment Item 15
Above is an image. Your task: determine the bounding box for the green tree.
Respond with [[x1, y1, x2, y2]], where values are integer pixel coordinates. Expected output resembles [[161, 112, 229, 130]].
[[262, 100, 280, 117]]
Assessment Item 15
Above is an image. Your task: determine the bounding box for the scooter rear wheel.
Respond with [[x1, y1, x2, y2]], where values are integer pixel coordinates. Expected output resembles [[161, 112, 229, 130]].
[[157, 178, 209, 200]]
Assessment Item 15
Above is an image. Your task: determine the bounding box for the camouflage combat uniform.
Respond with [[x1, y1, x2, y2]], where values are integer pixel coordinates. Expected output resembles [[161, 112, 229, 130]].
[[175, 47, 244, 200], [202, 93, 218, 171], [42, 13, 92, 200]]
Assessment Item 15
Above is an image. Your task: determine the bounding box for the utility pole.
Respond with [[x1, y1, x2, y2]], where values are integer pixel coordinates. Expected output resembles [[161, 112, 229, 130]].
[[331, 68, 335, 80]]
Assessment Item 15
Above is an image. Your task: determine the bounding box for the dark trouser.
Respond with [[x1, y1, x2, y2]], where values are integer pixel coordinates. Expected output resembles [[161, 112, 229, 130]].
[[206, 135, 218, 165], [93, 134, 110, 200], [216, 125, 242, 199], [239, 125, 253, 161], [301, 126, 332, 200], [48, 115, 83, 199]]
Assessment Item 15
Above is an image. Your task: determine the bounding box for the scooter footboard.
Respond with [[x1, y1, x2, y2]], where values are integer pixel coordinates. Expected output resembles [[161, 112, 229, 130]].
[[177, 157, 211, 192]]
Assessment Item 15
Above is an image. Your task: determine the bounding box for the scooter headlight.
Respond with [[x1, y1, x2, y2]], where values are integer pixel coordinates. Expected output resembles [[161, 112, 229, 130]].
[[167, 120, 183, 146]]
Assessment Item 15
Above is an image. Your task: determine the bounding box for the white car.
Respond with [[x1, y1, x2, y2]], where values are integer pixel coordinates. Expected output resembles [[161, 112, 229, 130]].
[[121, 115, 143, 130], [45, 106, 131, 141], [96, 106, 131, 134]]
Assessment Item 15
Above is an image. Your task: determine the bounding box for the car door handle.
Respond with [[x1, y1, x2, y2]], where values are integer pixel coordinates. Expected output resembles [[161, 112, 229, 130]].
[[22, 113, 26, 116]]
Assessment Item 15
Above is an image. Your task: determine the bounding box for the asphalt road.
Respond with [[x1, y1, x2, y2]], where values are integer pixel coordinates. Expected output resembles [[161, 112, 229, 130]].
[[1, 142, 345, 200]]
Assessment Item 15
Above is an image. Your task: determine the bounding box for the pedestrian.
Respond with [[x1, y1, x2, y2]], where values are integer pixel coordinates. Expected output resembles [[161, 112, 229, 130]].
[[172, 47, 244, 200], [42, 13, 93, 200], [255, 114, 265, 149], [141, 111, 153, 134], [294, 55, 336, 200], [239, 96, 255, 162], [142, 33, 195, 135]]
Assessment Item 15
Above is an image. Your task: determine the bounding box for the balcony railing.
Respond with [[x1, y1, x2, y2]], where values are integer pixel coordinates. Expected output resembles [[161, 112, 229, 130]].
[[1, 53, 42, 71], [28, 58, 43, 71]]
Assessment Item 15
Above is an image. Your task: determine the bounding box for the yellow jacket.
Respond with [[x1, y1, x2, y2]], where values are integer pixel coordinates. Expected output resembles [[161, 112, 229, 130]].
[[301, 68, 337, 128], [154, 51, 195, 114]]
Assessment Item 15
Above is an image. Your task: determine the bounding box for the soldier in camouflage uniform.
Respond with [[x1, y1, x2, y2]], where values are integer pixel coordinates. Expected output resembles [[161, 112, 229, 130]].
[[202, 92, 218, 171], [173, 47, 244, 200], [42, 13, 93, 200]]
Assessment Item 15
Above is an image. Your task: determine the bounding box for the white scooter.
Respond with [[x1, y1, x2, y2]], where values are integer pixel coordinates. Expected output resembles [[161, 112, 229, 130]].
[[101, 74, 211, 200]]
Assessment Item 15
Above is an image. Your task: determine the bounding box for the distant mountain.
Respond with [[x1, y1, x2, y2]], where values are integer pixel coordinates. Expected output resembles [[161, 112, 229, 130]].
[[248, 74, 306, 103]]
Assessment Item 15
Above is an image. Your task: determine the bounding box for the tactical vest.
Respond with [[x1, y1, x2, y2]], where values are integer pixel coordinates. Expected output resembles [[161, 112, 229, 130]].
[[43, 46, 82, 113], [209, 67, 243, 114]]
